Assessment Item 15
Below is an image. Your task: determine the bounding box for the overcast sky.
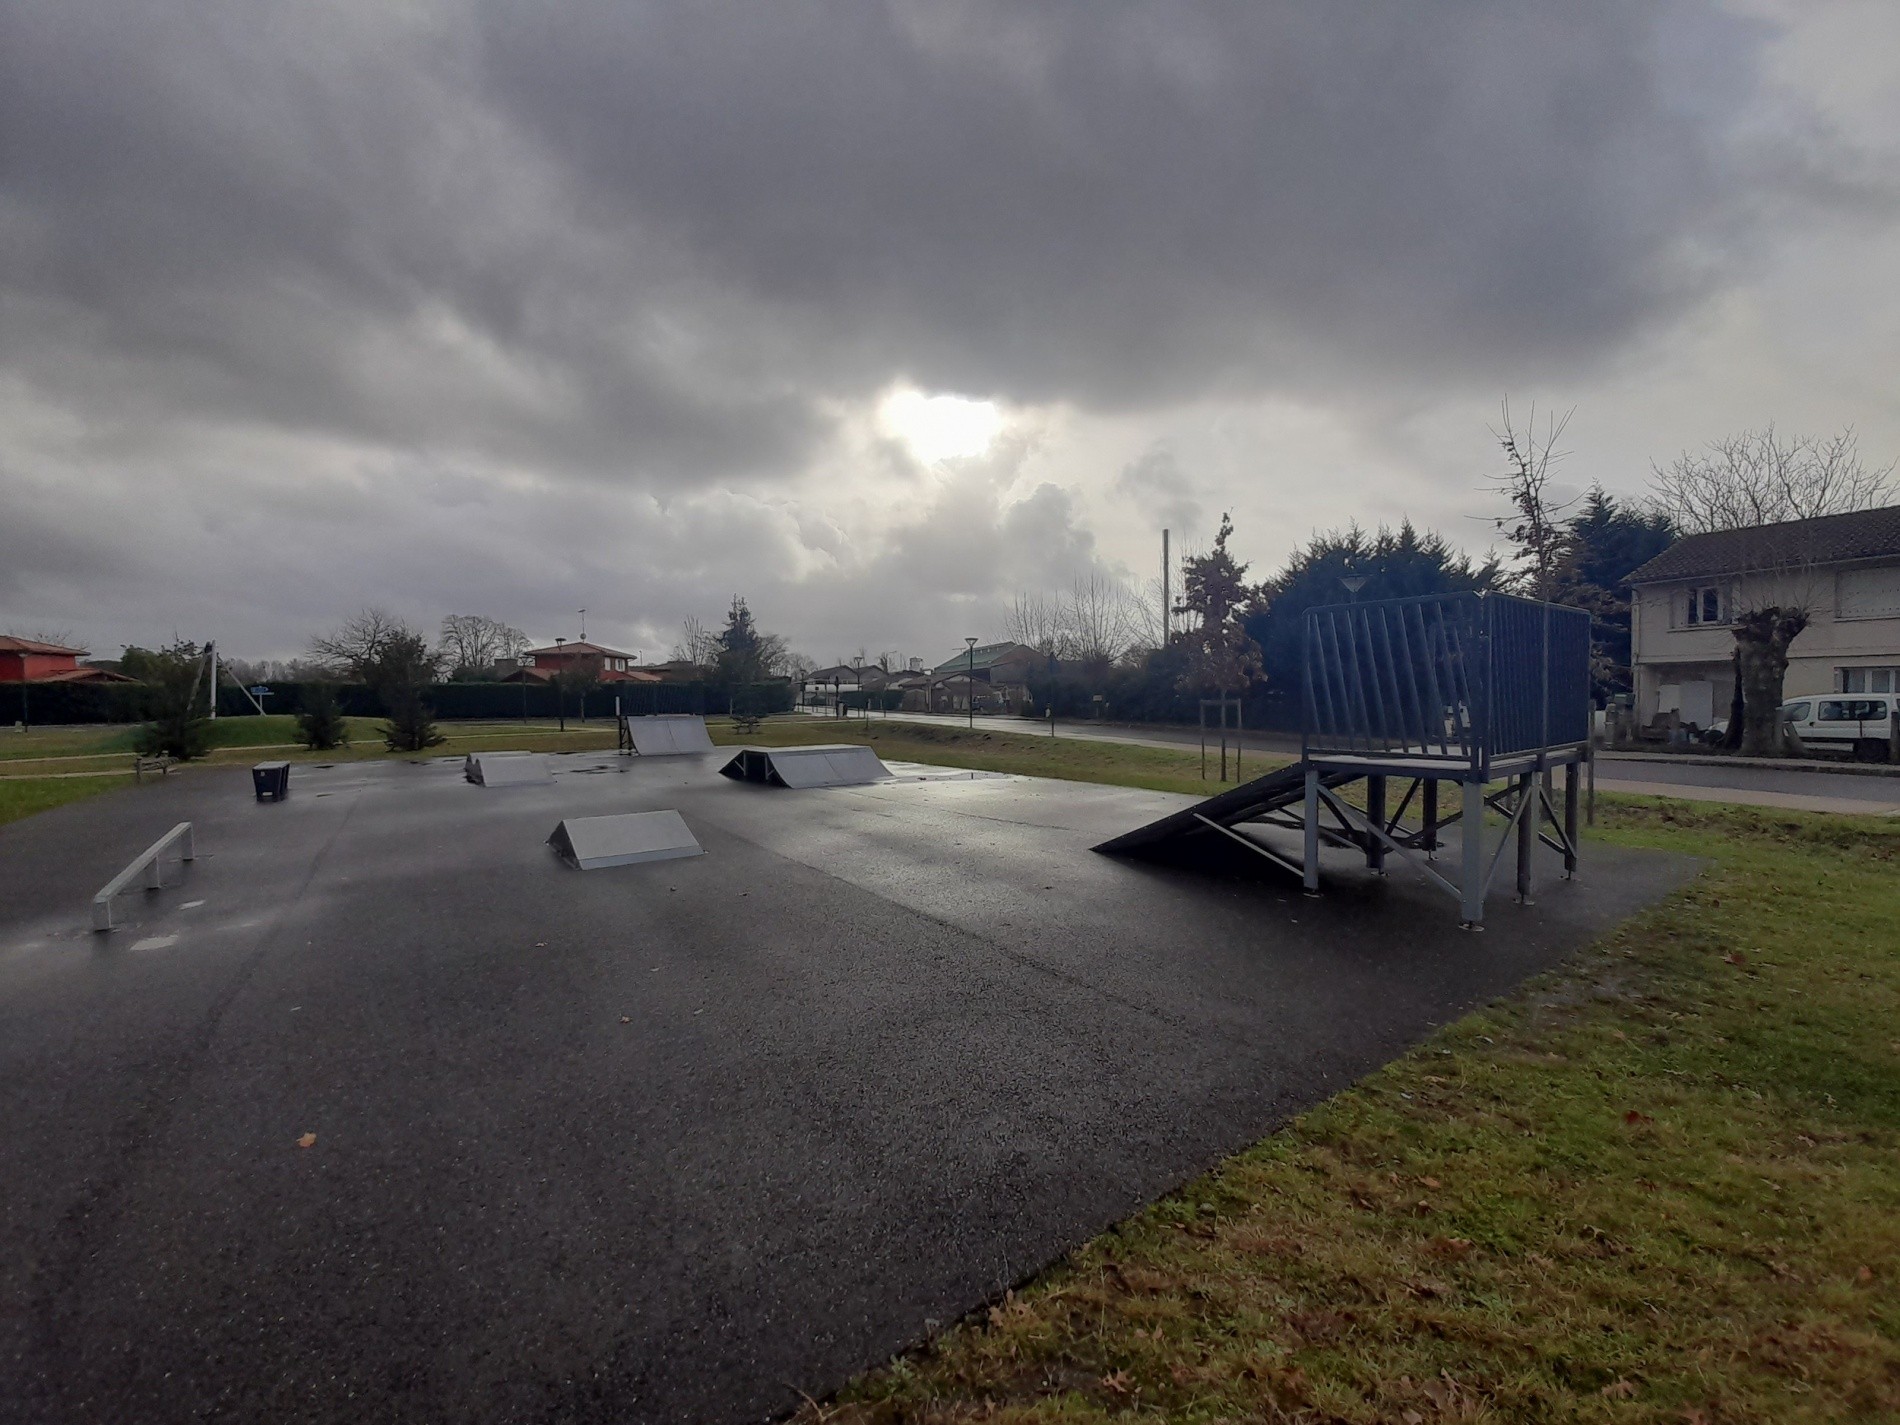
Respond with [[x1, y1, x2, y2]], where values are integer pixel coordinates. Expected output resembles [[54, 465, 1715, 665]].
[[4, 0, 1896, 666]]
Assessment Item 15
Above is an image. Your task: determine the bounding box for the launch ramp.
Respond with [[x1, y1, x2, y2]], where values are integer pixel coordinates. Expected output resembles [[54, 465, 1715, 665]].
[[621, 715, 716, 756]]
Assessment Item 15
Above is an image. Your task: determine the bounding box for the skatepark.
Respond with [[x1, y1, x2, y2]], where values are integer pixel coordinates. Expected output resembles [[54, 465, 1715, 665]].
[[0, 598, 1696, 1422]]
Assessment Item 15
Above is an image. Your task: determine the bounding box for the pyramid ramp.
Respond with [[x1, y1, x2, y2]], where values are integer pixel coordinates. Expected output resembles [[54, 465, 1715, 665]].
[[623, 714, 716, 756], [466, 752, 553, 787], [547, 810, 703, 869], [718, 744, 892, 789]]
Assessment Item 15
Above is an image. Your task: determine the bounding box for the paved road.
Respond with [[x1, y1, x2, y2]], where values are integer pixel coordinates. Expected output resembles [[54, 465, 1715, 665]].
[[0, 754, 1691, 1423], [857, 712, 1900, 814]]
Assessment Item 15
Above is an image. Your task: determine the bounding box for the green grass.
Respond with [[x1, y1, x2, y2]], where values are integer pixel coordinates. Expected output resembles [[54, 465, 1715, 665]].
[[714, 715, 1285, 796], [0, 774, 136, 827], [767, 790, 1898, 1420], [0, 716, 620, 773]]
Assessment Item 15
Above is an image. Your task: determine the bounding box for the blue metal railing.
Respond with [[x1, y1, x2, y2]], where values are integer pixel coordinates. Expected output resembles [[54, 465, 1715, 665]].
[[1301, 591, 1589, 776]]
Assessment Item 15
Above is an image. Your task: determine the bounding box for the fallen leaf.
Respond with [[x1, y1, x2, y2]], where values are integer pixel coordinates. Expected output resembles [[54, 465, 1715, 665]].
[[619, 1015, 631, 1025], [1722, 950, 1746, 966], [1857, 1265, 1874, 1284], [1601, 1378, 1638, 1399], [1419, 1175, 1442, 1190], [1403, 1413, 1425, 1425], [1101, 1368, 1132, 1395], [297, 1132, 317, 1149], [1624, 1110, 1654, 1126], [1428, 1236, 1474, 1260]]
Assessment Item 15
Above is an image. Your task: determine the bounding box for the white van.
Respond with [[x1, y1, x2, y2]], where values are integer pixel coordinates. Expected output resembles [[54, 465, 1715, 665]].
[[1780, 696, 1894, 760]]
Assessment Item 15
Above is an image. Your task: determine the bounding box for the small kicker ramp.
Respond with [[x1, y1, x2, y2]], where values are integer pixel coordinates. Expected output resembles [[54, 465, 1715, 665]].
[[548, 810, 703, 869], [1093, 760, 1357, 856], [624, 715, 716, 756], [466, 751, 553, 787], [719, 744, 892, 789]]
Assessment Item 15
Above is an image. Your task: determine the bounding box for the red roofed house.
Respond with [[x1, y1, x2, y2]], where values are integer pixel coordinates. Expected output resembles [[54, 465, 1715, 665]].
[[0, 637, 136, 684], [499, 641, 660, 684]]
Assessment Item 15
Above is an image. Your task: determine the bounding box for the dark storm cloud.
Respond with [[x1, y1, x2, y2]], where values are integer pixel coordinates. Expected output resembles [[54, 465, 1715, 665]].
[[477, 0, 1768, 403], [0, 0, 1855, 655]]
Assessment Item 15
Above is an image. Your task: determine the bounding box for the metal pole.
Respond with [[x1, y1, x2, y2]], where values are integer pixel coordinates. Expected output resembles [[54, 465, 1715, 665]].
[[207, 642, 218, 720], [1422, 778, 1439, 856], [1516, 770, 1538, 904], [966, 638, 977, 729], [1302, 766, 1321, 896], [1161, 528, 1170, 646], [1586, 742, 1597, 827], [1366, 775, 1386, 872], [1460, 778, 1485, 928], [1564, 757, 1581, 878]]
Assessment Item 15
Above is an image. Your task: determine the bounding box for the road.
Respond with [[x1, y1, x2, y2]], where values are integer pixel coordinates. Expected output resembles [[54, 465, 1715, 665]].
[[850, 711, 1900, 815]]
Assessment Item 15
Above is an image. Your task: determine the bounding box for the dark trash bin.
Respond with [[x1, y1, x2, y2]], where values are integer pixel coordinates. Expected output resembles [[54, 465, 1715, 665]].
[[252, 761, 290, 802]]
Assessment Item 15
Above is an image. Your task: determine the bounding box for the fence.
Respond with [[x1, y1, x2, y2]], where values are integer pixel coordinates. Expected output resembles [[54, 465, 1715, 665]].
[[1301, 591, 1589, 776], [8, 678, 793, 727]]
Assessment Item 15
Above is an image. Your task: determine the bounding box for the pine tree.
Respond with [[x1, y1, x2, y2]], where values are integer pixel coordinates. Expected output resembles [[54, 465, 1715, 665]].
[[294, 684, 351, 751]]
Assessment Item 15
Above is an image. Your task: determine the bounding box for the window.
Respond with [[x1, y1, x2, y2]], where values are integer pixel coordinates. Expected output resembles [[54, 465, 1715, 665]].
[[1817, 700, 1887, 723], [1839, 667, 1898, 694], [1684, 586, 1726, 625], [1781, 702, 1811, 722], [523, 654, 536, 667], [1838, 567, 1900, 620]]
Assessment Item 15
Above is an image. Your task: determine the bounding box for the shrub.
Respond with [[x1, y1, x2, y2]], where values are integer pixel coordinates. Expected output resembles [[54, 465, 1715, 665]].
[[134, 641, 212, 760], [294, 685, 351, 751]]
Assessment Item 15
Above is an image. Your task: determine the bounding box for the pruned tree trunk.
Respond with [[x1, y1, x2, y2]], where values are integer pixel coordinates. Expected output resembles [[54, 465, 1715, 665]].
[[1720, 650, 1744, 750], [1733, 607, 1808, 757]]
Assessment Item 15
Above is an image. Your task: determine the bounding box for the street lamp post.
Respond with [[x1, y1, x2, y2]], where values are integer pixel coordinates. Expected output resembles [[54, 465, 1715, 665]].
[[852, 655, 864, 722], [964, 637, 978, 730]]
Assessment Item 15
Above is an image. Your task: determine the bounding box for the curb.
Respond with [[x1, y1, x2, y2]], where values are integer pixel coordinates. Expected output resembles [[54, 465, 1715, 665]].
[[1599, 751, 1900, 779]]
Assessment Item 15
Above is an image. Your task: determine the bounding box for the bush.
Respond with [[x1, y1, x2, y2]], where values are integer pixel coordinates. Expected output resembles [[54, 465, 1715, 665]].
[[294, 685, 350, 751], [134, 641, 212, 760]]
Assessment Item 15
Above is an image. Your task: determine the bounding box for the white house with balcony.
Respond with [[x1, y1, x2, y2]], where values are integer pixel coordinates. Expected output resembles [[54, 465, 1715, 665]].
[[1625, 505, 1900, 730]]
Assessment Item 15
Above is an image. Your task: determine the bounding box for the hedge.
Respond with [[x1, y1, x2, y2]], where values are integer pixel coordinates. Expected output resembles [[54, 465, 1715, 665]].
[[6, 679, 793, 727]]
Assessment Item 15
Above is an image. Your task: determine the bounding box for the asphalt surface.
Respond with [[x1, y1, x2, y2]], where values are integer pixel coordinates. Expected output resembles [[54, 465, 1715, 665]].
[[867, 712, 1900, 813], [0, 752, 1694, 1423]]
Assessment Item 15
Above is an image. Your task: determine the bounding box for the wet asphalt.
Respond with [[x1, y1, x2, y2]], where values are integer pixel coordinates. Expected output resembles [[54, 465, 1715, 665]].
[[0, 752, 1695, 1423]]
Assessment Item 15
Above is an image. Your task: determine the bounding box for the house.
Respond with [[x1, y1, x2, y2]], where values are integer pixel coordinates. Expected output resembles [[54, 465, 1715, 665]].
[[1626, 505, 1900, 729], [801, 663, 891, 710], [0, 637, 136, 684], [926, 642, 1045, 714], [499, 641, 659, 684]]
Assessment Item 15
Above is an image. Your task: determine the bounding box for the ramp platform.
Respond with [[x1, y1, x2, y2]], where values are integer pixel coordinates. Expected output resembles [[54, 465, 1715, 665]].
[[620, 714, 716, 756], [1096, 591, 1593, 926], [465, 752, 553, 787], [547, 810, 703, 869], [719, 744, 892, 789]]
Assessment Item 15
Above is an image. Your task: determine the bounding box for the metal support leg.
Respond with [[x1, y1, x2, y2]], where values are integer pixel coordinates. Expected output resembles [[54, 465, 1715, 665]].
[[1515, 772, 1538, 904], [1302, 767, 1321, 897], [1365, 775, 1386, 873], [1563, 761, 1580, 878], [1460, 779, 1484, 928], [1421, 779, 1438, 856]]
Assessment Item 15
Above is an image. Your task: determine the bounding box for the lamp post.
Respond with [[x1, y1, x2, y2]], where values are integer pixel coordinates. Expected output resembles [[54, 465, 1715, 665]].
[[1340, 574, 1367, 602], [554, 636, 566, 731], [852, 655, 864, 722], [965, 637, 978, 729]]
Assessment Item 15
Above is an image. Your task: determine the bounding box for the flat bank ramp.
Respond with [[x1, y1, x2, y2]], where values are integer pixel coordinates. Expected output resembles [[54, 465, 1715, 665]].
[[1092, 761, 1356, 855], [548, 811, 703, 869], [466, 752, 553, 787], [625, 715, 716, 756], [719, 745, 892, 789]]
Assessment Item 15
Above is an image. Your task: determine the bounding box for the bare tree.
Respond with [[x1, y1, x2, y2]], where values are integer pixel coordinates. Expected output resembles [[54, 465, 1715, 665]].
[[1065, 572, 1136, 669], [309, 607, 412, 681], [437, 614, 528, 677], [1004, 591, 1068, 657], [1487, 400, 1576, 600], [1649, 425, 1894, 534], [1648, 425, 1895, 756], [670, 617, 720, 668]]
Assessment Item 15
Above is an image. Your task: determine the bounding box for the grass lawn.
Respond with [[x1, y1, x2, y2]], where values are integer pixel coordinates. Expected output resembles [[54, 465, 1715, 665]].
[[0, 715, 620, 774], [712, 714, 1283, 796], [731, 733, 1894, 1422], [0, 774, 136, 828]]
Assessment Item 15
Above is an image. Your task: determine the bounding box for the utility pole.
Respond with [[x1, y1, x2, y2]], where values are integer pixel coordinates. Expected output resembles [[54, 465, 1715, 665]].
[[578, 608, 587, 642], [1161, 529, 1170, 646]]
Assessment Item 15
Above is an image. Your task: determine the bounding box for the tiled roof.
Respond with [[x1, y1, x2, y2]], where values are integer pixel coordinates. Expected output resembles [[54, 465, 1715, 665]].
[[1628, 504, 1900, 583], [0, 636, 88, 656], [522, 640, 639, 659], [929, 641, 1039, 675]]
